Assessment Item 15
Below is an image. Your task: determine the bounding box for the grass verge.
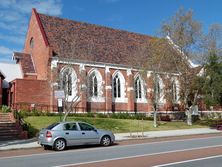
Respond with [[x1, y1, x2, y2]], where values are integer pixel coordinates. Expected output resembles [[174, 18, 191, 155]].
[[24, 116, 208, 134]]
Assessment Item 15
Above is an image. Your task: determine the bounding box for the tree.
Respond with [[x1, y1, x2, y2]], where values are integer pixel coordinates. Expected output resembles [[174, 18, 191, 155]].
[[161, 7, 202, 125], [201, 24, 222, 60], [59, 66, 81, 121], [195, 24, 222, 109], [201, 53, 222, 108], [131, 38, 182, 127]]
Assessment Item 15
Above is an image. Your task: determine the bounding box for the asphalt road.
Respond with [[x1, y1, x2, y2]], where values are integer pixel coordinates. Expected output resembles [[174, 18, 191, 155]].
[[1, 135, 222, 167], [156, 155, 222, 167]]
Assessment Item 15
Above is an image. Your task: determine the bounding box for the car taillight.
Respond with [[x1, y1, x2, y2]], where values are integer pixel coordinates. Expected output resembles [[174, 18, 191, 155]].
[[46, 131, 52, 138]]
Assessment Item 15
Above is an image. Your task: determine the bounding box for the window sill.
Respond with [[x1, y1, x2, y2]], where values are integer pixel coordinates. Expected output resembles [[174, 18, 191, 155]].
[[112, 98, 128, 103], [87, 97, 105, 103], [135, 99, 148, 103], [66, 96, 80, 102]]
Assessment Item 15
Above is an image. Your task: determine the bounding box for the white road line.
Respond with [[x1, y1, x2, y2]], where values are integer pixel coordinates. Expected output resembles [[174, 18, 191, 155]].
[[153, 154, 222, 167], [0, 135, 221, 160], [52, 145, 222, 167]]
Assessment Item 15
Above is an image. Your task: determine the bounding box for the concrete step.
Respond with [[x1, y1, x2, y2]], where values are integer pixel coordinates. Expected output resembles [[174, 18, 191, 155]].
[[0, 131, 19, 137], [0, 119, 12, 122], [0, 123, 16, 127], [0, 129, 18, 132], [0, 113, 10, 116], [0, 114, 27, 140], [0, 116, 11, 118], [0, 113, 13, 123], [0, 135, 19, 141]]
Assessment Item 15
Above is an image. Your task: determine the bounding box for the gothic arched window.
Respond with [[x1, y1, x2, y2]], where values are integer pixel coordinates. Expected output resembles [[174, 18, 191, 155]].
[[87, 69, 104, 102], [60, 67, 77, 101], [154, 75, 165, 104], [30, 37, 34, 49], [135, 77, 142, 99], [62, 70, 72, 96], [89, 73, 98, 97], [112, 71, 126, 103], [113, 75, 121, 98], [172, 81, 177, 103]]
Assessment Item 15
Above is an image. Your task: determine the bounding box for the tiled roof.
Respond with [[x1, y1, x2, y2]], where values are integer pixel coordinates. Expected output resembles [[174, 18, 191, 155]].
[[38, 13, 153, 65], [13, 52, 36, 74], [38, 12, 183, 72]]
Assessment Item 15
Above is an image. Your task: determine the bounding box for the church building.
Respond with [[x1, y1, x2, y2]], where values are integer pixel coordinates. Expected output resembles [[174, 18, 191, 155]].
[[9, 8, 185, 113]]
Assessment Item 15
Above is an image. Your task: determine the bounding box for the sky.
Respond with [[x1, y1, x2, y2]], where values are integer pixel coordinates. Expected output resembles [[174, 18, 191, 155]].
[[0, 0, 222, 63]]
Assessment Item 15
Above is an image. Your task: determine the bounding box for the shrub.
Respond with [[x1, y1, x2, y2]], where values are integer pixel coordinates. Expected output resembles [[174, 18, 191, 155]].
[[30, 109, 45, 116], [192, 115, 200, 123], [160, 115, 171, 122], [134, 113, 147, 120], [96, 113, 108, 118], [22, 122, 38, 138], [0, 105, 11, 113], [16, 109, 154, 121], [86, 112, 95, 117]]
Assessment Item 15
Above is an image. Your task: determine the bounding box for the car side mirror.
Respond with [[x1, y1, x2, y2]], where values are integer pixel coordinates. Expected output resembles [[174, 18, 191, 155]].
[[93, 128, 97, 132]]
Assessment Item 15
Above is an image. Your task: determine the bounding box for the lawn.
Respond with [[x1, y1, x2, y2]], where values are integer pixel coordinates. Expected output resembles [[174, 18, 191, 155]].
[[24, 116, 208, 134]]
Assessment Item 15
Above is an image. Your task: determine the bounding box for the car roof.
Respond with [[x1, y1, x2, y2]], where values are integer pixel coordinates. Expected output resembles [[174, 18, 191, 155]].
[[59, 121, 89, 124]]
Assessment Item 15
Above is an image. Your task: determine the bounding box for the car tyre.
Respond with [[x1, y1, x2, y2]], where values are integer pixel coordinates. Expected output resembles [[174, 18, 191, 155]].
[[54, 139, 66, 151], [100, 135, 111, 146]]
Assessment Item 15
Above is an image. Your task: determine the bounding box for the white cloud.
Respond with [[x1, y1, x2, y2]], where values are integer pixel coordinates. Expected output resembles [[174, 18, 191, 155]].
[[18, 0, 63, 15], [0, 46, 13, 55], [0, 55, 14, 63], [0, 0, 63, 62], [0, 0, 63, 16], [0, 34, 25, 45], [0, 0, 16, 8]]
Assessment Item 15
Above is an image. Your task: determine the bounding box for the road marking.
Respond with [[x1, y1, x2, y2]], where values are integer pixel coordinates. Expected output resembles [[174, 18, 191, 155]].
[[52, 145, 222, 167], [153, 154, 222, 167], [0, 135, 221, 160]]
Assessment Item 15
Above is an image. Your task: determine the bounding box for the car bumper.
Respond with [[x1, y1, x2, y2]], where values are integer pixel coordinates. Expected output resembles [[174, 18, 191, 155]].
[[38, 137, 54, 146]]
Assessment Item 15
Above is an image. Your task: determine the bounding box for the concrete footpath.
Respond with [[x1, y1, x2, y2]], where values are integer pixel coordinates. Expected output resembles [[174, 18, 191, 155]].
[[0, 128, 220, 151]]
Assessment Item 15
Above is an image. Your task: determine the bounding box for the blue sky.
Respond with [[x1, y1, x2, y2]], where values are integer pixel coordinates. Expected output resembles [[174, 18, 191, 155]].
[[0, 0, 222, 63]]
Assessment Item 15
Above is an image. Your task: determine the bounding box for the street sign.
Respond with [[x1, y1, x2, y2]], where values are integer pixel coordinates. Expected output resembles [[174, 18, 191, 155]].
[[57, 98, 63, 107], [54, 90, 65, 99]]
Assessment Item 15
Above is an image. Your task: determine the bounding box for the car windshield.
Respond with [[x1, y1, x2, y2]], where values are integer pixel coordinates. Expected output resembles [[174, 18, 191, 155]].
[[46, 123, 59, 130]]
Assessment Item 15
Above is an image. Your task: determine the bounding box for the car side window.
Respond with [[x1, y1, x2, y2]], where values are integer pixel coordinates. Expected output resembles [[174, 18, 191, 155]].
[[79, 123, 94, 131], [64, 123, 77, 131]]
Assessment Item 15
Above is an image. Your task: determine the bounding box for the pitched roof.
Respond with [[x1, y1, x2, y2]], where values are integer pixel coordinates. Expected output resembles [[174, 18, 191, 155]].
[[13, 52, 36, 74], [0, 63, 22, 82], [38, 13, 153, 66], [34, 10, 186, 73]]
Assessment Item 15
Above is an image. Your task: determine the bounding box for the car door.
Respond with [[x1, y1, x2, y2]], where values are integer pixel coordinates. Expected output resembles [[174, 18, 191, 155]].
[[63, 123, 83, 146], [78, 122, 100, 144]]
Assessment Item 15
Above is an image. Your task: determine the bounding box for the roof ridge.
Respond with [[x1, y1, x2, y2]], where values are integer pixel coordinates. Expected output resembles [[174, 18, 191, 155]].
[[37, 11, 154, 39], [32, 8, 49, 47]]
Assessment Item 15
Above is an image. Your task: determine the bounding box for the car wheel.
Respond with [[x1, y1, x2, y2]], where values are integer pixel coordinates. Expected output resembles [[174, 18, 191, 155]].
[[54, 139, 66, 151], [100, 136, 111, 146]]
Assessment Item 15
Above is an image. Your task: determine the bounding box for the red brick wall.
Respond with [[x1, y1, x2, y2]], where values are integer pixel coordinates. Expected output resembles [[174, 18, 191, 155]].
[[23, 10, 51, 80], [10, 62, 179, 112], [54, 64, 177, 113], [12, 79, 51, 106]]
